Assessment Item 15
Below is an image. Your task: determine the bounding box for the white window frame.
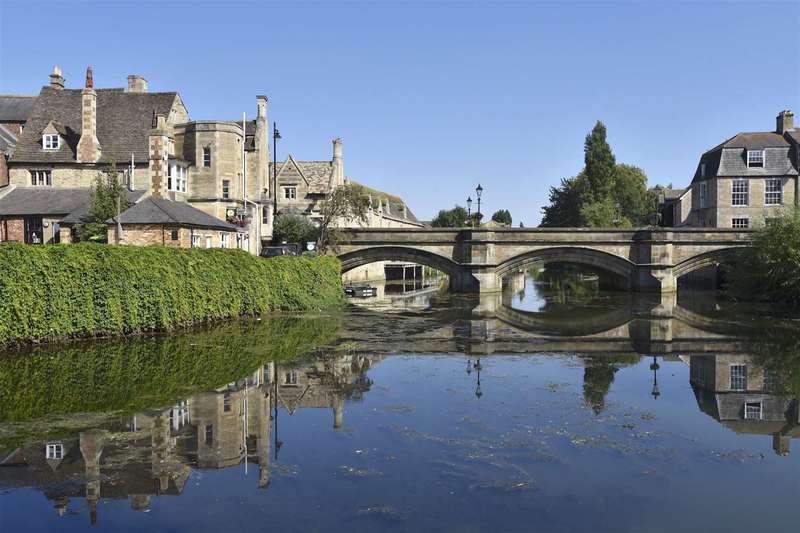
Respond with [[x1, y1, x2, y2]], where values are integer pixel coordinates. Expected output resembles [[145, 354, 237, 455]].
[[284, 186, 297, 200], [45, 443, 63, 459], [168, 164, 187, 193], [42, 134, 59, 150], [222, 179, 230, 199], [202, 146, 211, 167], [764, 178, 782, 206], [191, 235, 200, 248], [730, 364, 747, 391], [698, 182, 707, 209], [731, 179, 748, 206], [744, 402, 762, 420], [284, 370, 298, 385], [220, 233, 229, 248], [731, 217, 749, 229], [205, 236, 212, 249], [31, 170, 52, 186], [746, 150, 764, 168]]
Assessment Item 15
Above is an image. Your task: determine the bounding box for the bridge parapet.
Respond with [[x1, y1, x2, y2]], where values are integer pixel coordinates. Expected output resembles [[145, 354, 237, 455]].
[[335, 227, 755, 294]]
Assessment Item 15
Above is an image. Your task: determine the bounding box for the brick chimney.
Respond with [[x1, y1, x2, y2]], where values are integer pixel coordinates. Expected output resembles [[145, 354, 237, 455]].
[[76, 66, 102, 163], [148, 112, 171, 198], [330, 138, 344, 189], [49, 66, 64, 90], [777, 110, 794, 134], [126, 75, 148, 93]]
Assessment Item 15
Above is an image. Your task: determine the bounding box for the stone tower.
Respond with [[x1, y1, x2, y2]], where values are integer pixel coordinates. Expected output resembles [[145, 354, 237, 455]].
[[148, 113, 172, 198]]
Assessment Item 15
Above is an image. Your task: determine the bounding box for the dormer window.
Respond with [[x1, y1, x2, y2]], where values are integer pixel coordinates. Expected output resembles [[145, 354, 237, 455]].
[[42, 134, 59, 150], [746, 150, 764, 168]]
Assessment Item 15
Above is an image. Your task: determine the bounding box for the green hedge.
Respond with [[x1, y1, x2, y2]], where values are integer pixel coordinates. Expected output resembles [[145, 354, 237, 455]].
[[0, 243, 346, 345], [0, 315, 340, 422]]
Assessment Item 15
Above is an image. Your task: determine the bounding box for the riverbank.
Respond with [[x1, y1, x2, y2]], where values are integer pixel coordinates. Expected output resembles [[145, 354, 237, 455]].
[[0, 243, 346, 346]]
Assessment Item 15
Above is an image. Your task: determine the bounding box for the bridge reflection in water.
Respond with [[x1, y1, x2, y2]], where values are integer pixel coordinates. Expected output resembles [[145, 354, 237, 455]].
[[2, 285, 799, 528]]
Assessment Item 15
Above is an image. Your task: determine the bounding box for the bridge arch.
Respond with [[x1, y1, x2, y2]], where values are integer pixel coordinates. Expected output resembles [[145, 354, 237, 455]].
[[337, 246, 474, 288], [496, 246, 637, 288], [672, 247, 742, 279]]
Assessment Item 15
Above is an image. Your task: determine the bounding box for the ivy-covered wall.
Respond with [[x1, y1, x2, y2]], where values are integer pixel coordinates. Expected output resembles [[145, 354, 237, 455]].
[[0, 243, 346, 345]]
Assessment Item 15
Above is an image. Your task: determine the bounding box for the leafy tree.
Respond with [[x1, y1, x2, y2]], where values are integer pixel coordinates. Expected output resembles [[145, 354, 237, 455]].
[[431, 205, 469, 227], [316, 183, 370, 253], [273, 214, 319, 246], [724, 208, 800, 307], [75, 162, 131, 243], [584, 121, 616, 201], [491, 209, 512, 226], [540, 123, 655, 228]]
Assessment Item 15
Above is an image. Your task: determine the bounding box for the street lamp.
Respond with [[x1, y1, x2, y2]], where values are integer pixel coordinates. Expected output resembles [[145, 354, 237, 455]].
[[466, 196, 472, 227], [650, 356, 661, 399], [272, 122, 282, 219], [475, 184, 483, 222]]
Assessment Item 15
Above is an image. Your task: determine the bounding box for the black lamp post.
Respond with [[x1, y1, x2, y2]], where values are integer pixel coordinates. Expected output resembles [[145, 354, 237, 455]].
[[650, 356, 661, 399], [474, 358, 483, 399], [475, 184, 483, 222], [272, 122, 281, 218], [466, 357, 472, 375], [466, 196, 472, 227]]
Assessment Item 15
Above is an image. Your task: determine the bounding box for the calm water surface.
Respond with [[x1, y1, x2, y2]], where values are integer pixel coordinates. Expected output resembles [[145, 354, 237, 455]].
[[1, 273, 800, 532]]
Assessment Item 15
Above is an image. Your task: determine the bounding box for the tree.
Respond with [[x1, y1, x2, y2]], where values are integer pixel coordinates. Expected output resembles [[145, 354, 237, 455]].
[[491, 209, 512, 226], [316, 183, 370, 253], [431, 205, 469, 227], [725, 208, 800, 307], [272, 214, 319, 246], [75, 162, 131, 243], [584, 121, 616, 201], [540, 123, 655, 228]]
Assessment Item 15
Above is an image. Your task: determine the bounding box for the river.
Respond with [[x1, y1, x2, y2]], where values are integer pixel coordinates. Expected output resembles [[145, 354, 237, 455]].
[[1, 272, 799, 532]]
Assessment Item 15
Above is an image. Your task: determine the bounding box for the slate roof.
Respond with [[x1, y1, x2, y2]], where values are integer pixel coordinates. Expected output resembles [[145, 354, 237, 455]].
[[59, 189, 147, 224], [10, 86, 179, 164], [0, 187, 92, 216], [692, 131, 799, 182], [110, 197, 239, 231], [0, 124, 17, 154], [0, 95, 36, 122]]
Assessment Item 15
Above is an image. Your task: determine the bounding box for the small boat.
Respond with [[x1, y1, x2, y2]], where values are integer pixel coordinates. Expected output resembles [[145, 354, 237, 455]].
[[345, 285, 378, 298]]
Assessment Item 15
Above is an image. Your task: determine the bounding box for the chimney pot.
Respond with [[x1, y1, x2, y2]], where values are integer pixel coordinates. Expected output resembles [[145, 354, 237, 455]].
[[777, 109, 794, 134], [49, 65, 65, 90], [85, 66, 93, 89], [126, 75, 148, 93]]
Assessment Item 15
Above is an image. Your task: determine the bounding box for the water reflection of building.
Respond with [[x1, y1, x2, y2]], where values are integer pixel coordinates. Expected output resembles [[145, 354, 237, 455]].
[[690, 355, 800, 455], [0, 353, 378, 525]]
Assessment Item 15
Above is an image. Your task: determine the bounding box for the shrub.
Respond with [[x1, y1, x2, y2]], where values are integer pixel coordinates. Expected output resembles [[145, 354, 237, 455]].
[[0, 243, 346, 345], [724, 208, 800, 307]]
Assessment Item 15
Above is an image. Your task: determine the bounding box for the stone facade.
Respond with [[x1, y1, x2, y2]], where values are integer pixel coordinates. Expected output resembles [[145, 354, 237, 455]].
[[109, 224, 237, 249], [685, 110, 799, 228]]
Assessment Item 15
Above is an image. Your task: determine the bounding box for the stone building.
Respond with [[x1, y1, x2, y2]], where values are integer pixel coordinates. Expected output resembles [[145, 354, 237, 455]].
[[0, 94, 36, 188], [683, 110, 799, 228], [690, 354, 800, 455], [0, 66, 263, 250]]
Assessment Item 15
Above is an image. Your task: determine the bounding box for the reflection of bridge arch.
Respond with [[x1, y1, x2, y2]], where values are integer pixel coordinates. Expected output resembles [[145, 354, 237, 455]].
[[496, 247, 636, 287], [496, 304, 634, 337], [673, 248, 740, 279], [338, 246, 474, 287]]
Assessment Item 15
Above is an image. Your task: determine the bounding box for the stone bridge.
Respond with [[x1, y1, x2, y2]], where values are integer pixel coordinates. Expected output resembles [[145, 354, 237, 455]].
[[336, 227, 754, 293]]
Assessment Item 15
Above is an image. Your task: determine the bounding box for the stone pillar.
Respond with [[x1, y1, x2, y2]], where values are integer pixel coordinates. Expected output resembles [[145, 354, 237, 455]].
[[76, 66, 101, 163], [255, 96, 269, 198]]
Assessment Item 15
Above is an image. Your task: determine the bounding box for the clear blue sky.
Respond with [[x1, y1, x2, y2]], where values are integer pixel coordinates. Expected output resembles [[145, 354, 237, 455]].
[[1, 1, 798, 225]]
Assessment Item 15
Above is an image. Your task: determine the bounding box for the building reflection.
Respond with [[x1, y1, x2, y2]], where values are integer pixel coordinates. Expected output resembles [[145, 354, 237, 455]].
[[0, 352, 378, 525], [689, 354, 800, 456]]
